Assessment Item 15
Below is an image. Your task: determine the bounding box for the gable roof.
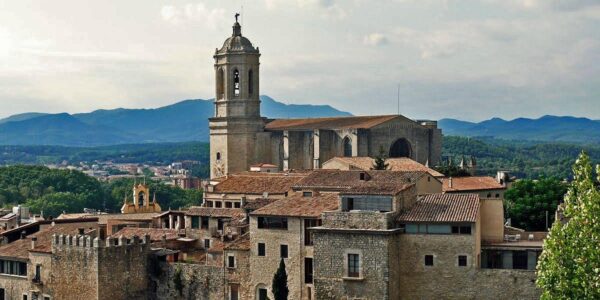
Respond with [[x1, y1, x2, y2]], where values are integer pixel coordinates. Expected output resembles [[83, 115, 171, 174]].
[[186, 207, 246, 220], [293, 169, 418, 195], [397, 194, 480, 223], [264, 115, 401, 131], [224, 233, 250, 251], [111, 227, 178, 242], [442, 176, 505, 192], [211, 172, 309, 195], [323, 157, 444, 177], [250, 192, 339, 217]]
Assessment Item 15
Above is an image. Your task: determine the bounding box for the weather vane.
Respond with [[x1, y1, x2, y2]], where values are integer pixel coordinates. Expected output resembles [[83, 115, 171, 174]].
[[235, 13, 240, 23]]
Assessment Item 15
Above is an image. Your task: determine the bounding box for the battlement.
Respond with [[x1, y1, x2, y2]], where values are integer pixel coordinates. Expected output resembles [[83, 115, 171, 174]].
[[52, 233, 151, 249]]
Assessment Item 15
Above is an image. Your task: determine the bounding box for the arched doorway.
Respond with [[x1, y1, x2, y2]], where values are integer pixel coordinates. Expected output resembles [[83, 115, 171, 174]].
[[389, 138, 411, 158], [343, 137, 352, 157]]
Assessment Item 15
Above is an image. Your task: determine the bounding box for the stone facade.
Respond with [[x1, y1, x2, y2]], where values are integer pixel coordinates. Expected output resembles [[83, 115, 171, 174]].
[[154, 262, 224, 300]]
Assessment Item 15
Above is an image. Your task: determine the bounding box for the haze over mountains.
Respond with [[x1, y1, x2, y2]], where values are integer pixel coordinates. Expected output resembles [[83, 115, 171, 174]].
[[0, 95, 598, 146]]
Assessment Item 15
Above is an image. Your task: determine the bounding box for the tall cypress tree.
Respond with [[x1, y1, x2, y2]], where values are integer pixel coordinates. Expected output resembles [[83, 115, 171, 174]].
[[372, 145, 389, 170], [272, 258, 289, 300]]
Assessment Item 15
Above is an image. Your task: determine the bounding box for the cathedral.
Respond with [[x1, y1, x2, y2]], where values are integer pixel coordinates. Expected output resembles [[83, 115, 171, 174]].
[[209, 19, 442, 179]]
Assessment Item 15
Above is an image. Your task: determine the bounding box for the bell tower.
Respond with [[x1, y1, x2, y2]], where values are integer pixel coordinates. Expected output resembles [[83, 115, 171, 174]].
[[209, 15, 265, 178]]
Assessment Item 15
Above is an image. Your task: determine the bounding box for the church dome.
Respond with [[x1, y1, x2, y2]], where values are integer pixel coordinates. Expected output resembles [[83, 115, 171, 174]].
[[217, 22, 259, 54]]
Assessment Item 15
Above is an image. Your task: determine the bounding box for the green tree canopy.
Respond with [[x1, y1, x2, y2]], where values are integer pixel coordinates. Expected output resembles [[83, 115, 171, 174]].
[[536, 152, 600, 299], [372, 146, 389, 170], [272, 258, 289, 300], [504, 177, 568, 231]]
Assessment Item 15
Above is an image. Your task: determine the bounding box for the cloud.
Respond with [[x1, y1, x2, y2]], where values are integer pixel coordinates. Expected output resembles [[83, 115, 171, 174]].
[[265, 0, 347, 19], [363, 33, 389, 46], [483, 0, 600, 11], [161, 3, 226, 28]]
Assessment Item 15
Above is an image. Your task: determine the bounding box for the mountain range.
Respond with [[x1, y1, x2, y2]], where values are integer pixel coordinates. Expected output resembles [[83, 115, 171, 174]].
[[0, 96, 598, 146], [439, 116, 600, 144], [0, 96, 351, 146]]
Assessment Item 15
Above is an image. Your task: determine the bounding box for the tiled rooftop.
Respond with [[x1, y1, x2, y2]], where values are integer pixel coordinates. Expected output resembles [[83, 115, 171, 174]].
[[397, 193, 480, 223], [264, 115, 401, 131], [442, 176, 505, 192], [0, 223, 97, 259], [323, 156, 443, 177], [211, 172, 309, 194], [250, 192, 339, 217], [294, 169, 418, 195], [224, 233, 250, 251], [111, 227, 179, 241], [186, 207, 246, 219]]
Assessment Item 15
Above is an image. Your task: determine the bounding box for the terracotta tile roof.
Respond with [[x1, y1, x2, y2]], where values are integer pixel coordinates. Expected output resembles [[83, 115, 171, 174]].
[[208, 239, 225, 253], [250, 192, 339, 217], [224, 233, 250, 251], [397, 194, 480, 223], [58, 212, 160, 225], [111, 227, 178, 241], [323, 157, 444, 177], [211, 172, 309, 195], [264, 115, 401, 131], [186, 207, 246, 219], [243, 198, 279, 211], [0, 223, 97, 259], [442, 176, 505, 192], [294, 170, 418, 195]]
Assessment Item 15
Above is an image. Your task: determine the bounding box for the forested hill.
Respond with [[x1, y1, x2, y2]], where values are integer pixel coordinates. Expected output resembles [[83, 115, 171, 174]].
[[0, 95, 351, 147], [439, 116, 600, 144], [442, 136, 600, 179]]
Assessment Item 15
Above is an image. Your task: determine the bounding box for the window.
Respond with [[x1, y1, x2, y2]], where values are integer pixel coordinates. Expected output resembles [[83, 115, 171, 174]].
[[23, 295, 27, 300], [225, 202, 233, 208], [257, 217, 288, 230], [217, 219, 224, 231], [258, 288, 268, 300], [342, 196, 392, 212], [216, 152, 221, 160], [227, 255, 236, 268], [204, 239, 211, 249], [451, 225, 472, 235], [234, 202, 241, 208], [191, 216, 200, 229], [343, 137, 352, 157], [487, 193, 491, 198], [258, 243, 266, 256], [0, 288, 4, 300], [217, 69, 224, 98], [458, 255, 467, 267], [424, 255, 434, 266], [201, 217, 209, 229], [346, 198, 354, 211], [233, 69, 240, 96], [34, 264, 41, 281], [495, 193, 500, 198], [206, 201, 213, 207], [248, 70, 254, 94], [0, 260, 27, 276], [280, 245, 288, 258], [302, 191, 313, 197], [215, 202, 223, 208], [304, 219, 322, 246], [347, 254, 360, 277], [230, 284, 239, 300], [304, 257, 314, 284], [513, 251, 528, 270]]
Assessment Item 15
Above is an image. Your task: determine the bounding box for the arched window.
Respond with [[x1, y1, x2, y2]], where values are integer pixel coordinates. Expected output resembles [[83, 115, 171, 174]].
[[138, 192, 145, 206], [217, 68, 224, 98], [248, 70, 253, 94], [216, 152, 221, 161], [389, 138, 411, 158], [233, 69, 240, 96], [343, 137, 352, 157]]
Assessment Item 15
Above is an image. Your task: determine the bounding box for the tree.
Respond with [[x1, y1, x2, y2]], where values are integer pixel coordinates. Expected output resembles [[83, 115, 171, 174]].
[[271, 258, 289, 300], [372, 146, 389, 170], [504, 177, 568, 231], [537, 152, 600, 299]]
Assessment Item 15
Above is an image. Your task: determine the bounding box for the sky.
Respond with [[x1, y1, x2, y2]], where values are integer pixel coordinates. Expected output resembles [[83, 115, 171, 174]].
[[0, 0, 598, 121]]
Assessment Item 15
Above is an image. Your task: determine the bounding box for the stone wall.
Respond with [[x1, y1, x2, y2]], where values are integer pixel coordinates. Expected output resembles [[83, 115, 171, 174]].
[[154, 262, 224, 300], [397, 233, 540, 299], [312, 229, 401, 300], [224, 249, 252, 300], [0, 271, 30, 300], [322, 211, 395, 230]]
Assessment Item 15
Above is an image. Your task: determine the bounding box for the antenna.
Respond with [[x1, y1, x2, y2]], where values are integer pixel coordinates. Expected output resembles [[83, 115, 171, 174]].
[[397, 83, 400, 115]]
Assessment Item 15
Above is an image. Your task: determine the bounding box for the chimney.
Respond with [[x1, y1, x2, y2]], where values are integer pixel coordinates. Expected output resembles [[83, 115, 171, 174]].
[[448, 177, 453, 189], [31, 236, 37, 249]]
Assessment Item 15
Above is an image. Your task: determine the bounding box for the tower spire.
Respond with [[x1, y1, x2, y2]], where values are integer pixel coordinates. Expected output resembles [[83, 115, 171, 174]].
[[233, 13, 242, 36]]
